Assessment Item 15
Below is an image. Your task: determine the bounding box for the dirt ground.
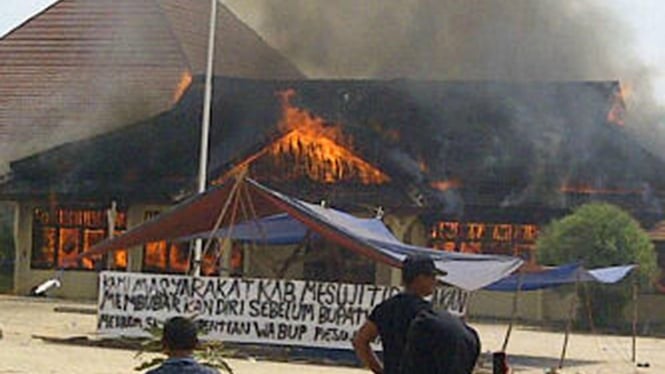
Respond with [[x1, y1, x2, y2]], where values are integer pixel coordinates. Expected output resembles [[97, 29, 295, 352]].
[[0, 295, 661, 373]]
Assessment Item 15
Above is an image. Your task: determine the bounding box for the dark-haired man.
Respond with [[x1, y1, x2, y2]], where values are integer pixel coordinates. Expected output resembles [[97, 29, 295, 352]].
[[147, 317, 217, 374], [400, 307, 481, 374], [353, 254, 443, 374]]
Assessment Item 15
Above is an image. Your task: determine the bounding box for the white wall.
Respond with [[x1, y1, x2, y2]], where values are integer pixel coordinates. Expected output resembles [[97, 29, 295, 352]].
[[12, 202, 172, 299]]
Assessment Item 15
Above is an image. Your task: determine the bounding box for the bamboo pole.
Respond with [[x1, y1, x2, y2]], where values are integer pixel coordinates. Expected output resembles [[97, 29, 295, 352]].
[[501, 272, 524, 352], [582, 281, 595, 332], [559, 272, 580, 369], [632, 274, 638, 363]]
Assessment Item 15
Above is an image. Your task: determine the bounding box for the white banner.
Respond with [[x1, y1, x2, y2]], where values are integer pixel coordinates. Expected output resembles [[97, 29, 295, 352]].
[[97, 272, 470, 349]]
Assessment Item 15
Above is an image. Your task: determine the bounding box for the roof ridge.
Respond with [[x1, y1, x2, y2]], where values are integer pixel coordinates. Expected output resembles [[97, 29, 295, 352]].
[[154, 0, 194, 73], [217, 4, 305, 78]]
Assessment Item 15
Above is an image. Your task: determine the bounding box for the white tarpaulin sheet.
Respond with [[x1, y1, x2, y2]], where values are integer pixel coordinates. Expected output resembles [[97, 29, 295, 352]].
[[259, 184, 524, 291]]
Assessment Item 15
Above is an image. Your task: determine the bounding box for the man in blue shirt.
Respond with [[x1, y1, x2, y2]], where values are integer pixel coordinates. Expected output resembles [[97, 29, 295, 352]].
[[147, 317, 217, 374]]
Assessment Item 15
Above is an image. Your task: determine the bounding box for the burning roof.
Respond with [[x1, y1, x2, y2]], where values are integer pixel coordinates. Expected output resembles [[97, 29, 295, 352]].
[[1, 76, 661, 214], [215, 89, 390, 186]]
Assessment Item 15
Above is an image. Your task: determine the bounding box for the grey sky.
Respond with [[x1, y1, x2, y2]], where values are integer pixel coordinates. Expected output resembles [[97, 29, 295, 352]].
[[1, 0, 664, 103], [606, 0, 665, 102], [0, 0, 57, 38]]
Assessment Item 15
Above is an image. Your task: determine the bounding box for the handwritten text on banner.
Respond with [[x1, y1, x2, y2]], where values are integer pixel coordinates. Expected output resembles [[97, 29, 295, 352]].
[[97, 271, 470, 349]]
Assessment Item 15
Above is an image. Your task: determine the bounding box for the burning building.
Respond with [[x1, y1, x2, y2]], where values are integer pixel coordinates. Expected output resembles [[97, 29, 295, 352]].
[[2, 75, 665, 305], [0, 0, 303, 298]]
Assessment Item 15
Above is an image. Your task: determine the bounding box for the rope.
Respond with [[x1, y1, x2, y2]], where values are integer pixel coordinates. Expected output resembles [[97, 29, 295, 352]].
[[197, 169, 246, 270], [242, 179, 269, 258], [276, 231, 311, 278], [234, 183, 268, 275], [214, 182, 242, 274], [238, 181, 268, 246]]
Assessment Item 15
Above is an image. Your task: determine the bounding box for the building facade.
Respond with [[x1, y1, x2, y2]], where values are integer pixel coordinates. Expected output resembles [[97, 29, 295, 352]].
[[3, 77, 665, 312]]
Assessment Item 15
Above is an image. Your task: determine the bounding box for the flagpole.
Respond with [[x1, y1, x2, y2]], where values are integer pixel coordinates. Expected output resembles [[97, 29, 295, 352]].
[[193, 0, 218, 276]]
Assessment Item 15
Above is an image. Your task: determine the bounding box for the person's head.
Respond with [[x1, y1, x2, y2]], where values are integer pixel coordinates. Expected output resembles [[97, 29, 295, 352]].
[[162, 317, 199, 356], [402, 254, 445, 297]]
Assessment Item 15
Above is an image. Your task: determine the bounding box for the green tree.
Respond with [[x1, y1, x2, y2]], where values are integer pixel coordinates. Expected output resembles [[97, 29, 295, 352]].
[[536, 203, 657, 329]]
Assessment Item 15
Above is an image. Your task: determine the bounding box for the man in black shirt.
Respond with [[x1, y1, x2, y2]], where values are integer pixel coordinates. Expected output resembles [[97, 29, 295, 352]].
[[353, 254, 443, 374]]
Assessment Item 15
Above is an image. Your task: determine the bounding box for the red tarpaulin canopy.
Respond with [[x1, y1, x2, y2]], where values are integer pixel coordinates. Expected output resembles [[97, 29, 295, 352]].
[[77, 177, 522, 290]]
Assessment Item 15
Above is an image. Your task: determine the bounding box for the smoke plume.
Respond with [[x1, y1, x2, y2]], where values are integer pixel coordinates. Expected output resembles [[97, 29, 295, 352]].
[[224, 0, 662, 136], [222, 0, 665, 211]]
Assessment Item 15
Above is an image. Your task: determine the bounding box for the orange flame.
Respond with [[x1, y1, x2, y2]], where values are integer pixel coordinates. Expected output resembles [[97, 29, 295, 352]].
[[430, 179, 462, 191], [169, 244, 190, 273], [265, 90, 389, 184], [172, 70, 193, 103], [621, 83, 633, 103], [607, 84, 627, 126], [560, 184, 644, 195], [145, 241, 168, 269], [113, 248, 128, 269], [418, 159, 429, 172], [212, 90, 390, 185]]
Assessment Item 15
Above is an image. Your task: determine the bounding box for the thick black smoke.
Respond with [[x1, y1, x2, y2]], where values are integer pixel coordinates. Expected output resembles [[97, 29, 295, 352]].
[[224, 1, 632, 77], [224, 0, 660, 130], [224, 0, 665, 211]]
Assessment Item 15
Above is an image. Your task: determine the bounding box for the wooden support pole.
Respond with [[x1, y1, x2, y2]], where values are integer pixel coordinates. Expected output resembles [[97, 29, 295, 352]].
[[559, 274, 580, 369], [583, 281, 595, 332], [632, 274, 639, 363], [501, 272, 523, 352], [105, 201, 117, 270]]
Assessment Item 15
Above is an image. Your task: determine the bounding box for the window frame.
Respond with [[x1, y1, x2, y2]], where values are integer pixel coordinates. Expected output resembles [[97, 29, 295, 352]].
[[141, 210, 192, 274], [30, 205, 128, 271]]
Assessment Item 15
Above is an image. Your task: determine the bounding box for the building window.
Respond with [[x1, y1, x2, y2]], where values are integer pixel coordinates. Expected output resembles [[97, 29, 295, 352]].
[[142, 211, 191, 274], [229, 243, 244, 277], [200, 241, 244, 277], [143, 241, 191, 274], [31, 206, 128, 270], [430, 221, 539, 265], [141, 211, 244, 275]]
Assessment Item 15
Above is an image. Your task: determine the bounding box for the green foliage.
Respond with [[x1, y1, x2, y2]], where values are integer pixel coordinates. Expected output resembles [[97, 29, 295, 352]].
[[537, 203, 657, 282], [134, 317, 234, 373], [536, 203, 657, 329]]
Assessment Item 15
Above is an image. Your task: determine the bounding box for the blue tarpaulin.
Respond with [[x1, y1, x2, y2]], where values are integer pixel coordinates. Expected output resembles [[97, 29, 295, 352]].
[[250, 182, 523, 290], [178, 208, 402, 246], [177, 213, 312, 245], [180, 194, 522, 290], [81, 177, 523, 291], [484, 263, 636, 292]]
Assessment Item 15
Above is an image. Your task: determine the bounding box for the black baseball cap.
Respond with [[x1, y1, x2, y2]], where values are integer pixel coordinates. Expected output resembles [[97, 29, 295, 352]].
[[402, 253, 447, 282]]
